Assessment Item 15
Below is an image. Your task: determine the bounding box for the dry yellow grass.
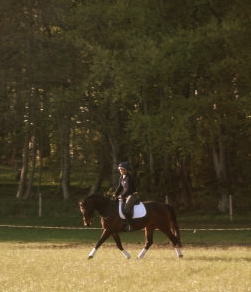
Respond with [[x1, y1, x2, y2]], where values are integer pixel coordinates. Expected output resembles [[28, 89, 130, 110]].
[[0, 243, 250, 292]]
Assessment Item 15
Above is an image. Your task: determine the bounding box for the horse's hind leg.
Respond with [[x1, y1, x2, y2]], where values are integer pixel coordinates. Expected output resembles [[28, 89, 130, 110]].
[[112, 233, 131, 259], [159, 226, 183, 258], [137, 227, 154, 259]]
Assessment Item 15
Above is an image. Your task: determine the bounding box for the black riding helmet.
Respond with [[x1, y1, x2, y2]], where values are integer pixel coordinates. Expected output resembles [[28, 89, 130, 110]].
[[118, 162, 130, 170]]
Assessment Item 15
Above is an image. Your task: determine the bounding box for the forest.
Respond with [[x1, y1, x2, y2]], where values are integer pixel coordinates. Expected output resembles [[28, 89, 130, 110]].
[[0, 0, 250, 212]]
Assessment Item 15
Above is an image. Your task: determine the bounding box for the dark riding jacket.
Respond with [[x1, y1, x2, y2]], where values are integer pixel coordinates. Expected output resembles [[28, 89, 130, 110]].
[[114, 173, 136, 200]]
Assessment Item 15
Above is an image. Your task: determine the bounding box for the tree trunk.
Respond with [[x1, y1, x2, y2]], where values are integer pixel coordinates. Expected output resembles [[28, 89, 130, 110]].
[[59, 117, 71, 200], [212, 134, 228, 212], [88, 167, 105, 196], [24, 134, 37, 199], [108, 134, 118, 187], [178, 157, 194, 208], [142, 93, 155, 187], [37, 148, 43, 196], [212, 136, 226, 180], [16, 132, 30, 199]]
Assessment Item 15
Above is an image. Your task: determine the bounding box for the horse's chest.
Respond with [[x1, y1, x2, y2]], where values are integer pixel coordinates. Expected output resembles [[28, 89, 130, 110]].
[[101, 214, 117, 228]]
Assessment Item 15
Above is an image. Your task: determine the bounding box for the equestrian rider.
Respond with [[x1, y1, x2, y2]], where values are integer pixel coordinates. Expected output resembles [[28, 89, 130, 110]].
[[114, 162, 139, 231]]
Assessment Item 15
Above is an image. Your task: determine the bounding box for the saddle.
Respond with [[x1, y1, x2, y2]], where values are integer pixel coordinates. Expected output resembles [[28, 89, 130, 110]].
[[118, 200, 147, 219]]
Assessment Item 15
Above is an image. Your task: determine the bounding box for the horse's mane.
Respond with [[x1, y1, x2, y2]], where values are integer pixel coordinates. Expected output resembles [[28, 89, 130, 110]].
[[83, 194, 111, 202], [82, 194, 117, 217]]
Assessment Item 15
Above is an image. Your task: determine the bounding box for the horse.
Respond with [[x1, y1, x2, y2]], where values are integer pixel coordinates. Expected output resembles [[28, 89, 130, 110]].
[[79, 195, 183, 259]]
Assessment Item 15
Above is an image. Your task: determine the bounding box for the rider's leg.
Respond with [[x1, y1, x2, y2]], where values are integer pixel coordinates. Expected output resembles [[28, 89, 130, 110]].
[[123, 194, 139, 231], [123, 210, 133, 231]]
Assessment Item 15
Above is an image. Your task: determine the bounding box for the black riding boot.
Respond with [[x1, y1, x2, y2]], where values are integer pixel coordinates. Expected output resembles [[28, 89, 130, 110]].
[[124, 213, 133, 231]]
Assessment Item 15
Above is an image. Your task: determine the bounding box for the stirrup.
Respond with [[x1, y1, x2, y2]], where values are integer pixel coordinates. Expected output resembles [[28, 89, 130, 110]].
[[123, 221, 133, 232], [126, 224, 133, 232]]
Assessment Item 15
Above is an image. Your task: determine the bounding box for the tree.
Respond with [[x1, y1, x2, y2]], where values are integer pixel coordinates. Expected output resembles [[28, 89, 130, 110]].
[[0, 0, 250, 212]]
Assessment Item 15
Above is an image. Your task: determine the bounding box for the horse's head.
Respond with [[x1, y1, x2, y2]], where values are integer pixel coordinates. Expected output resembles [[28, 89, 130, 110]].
[[79, 199, 95, 227]]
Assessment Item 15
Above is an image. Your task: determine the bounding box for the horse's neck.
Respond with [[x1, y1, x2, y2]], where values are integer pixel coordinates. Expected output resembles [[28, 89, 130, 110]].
[[93, 197, 112, 217]]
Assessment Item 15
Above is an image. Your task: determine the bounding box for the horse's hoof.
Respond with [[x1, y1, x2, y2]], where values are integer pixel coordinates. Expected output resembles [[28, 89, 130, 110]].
[[88, 248, 96, 259], [121, 250, 131, 259]]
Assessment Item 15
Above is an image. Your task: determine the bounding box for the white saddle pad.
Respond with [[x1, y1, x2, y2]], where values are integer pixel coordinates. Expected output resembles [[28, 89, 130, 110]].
[[119, 201, 147, 219]]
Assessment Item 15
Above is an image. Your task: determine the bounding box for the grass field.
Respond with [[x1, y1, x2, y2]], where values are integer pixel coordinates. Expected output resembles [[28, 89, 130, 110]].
[[1, 164, 250, 291], [0, 225, 250, 246], [0, 226, 250, 292], [0, 242, 250, 292]]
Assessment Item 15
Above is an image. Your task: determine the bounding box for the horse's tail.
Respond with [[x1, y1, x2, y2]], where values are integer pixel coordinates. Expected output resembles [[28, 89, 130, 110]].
[[165, 204, 182, 247]]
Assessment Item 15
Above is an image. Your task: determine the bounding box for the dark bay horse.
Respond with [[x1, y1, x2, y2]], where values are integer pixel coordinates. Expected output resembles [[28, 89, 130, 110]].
[[79, 195, 183, 259]]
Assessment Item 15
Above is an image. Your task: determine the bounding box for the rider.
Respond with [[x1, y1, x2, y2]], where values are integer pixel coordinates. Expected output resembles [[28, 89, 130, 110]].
[[114, 162, 139, 231]]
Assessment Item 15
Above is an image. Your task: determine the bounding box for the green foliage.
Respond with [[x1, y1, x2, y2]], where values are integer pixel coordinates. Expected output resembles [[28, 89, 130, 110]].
[[0, 0, 250, 210]]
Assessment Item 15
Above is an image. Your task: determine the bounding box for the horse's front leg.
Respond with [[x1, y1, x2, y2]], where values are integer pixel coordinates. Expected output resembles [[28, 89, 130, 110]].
[[112, 233, 131, 259], [88, 229, 111, 260], [138, 227, 154, 259]]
